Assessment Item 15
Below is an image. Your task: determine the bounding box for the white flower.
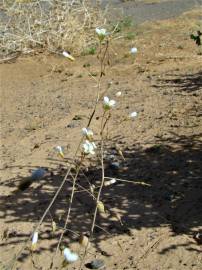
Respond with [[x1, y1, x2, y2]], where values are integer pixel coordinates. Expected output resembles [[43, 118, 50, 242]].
[[103, 96, 116, 110], [110, 178, 116, 184], [104, 178, 116, 186], [95, 28, 107, 41], [82, 128, 93, 140], [115, 91, 122, 97], [62, 51, 75, 61], [130, 47, 138, 54], [31, 231, 38, 250], [55, 146, 64, 158], [82, 140, 97, 155], [64, 248, 78, 263], [129, 111, 138, 118]]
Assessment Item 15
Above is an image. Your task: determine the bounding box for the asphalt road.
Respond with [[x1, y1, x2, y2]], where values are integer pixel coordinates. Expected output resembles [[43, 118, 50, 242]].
[[99, 0, 202, 24]]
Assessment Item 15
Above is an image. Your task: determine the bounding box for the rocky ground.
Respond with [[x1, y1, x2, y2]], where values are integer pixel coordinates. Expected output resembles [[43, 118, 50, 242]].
[[0, 5, 202, 270]]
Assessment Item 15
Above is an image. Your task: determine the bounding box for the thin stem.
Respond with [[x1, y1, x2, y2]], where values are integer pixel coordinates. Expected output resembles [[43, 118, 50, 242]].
[[104, 177, 151, 186], [67, 177, 96, 200], [55, 156, 84, 254], [87, 40, 108, 127], [79, 111, 108, 269]]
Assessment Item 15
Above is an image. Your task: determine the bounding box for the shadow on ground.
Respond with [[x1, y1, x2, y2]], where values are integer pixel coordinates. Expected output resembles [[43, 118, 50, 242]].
[[153, 71, 202, 93], [0, 130, 201, 263]]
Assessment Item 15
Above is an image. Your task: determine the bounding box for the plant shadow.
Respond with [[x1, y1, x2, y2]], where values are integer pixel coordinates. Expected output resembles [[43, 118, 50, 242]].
[[153, 71, 202, 93], [0, 131, 201, 266]]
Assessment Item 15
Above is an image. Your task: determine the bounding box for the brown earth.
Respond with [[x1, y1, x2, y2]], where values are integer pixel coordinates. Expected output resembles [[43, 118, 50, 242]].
[[0, 8, 202, 270]]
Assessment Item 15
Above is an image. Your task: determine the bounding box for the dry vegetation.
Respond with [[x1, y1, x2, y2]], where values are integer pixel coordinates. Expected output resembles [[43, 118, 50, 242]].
[[0, 0, 106, 57]]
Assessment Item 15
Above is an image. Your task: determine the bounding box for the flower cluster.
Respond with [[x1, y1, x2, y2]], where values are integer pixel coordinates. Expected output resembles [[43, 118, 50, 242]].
[[82, 140, 97, 155], [103, 96, 116, 111], [95, 28, 107, 42], [82, 126, 96, 155]]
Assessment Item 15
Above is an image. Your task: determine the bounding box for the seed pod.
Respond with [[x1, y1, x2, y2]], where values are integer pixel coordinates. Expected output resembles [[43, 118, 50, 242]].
[[52, 221, 57, 233], [97, 201, 105, 213], [58, 151, 64, 159], [90, 184, 95, 195], [79, 234, 89, 247], [115, 144, 125, 161]]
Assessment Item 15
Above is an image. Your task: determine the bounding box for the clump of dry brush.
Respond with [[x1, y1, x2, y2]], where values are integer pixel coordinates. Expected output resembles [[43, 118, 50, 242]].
[[0, 0, 106, 57]]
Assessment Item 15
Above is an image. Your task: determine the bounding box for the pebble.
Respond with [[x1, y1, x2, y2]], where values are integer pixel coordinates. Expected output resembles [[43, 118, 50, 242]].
[[86, 259, 105, 269], [110, 162, 120, 170], [31, 168, 47, 181], [66, 122, 77, 128], [72, 115, 83, 120], [194, 232, 202, 244]]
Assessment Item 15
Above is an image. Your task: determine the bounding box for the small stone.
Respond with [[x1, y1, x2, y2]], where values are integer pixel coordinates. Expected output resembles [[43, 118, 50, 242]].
[[33, 143, 40, 149], [72, 115, 82, 120], [110, 162, 120, 170], [45, 135, 51, 140], [85, 259, 105, 269], [31, 168, 47, 181], [194, 232, 202, 245], [66, 122, 76, 128]]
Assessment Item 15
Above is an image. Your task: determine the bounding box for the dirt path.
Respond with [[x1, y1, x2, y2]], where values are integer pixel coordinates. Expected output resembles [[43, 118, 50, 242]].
[[0, 7, 202, 270]]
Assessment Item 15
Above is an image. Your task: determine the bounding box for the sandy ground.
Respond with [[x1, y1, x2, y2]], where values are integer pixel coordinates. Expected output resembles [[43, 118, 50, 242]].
[[0, 7, 202, 270]]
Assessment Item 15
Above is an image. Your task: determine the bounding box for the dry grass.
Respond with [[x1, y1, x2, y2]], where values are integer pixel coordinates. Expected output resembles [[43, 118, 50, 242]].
[[0, 0, 107, 57]]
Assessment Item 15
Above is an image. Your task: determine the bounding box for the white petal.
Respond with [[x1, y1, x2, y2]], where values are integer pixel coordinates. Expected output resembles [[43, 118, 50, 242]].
[[82, 128, 88, 136], [32, 232, 38, 245], [82, 143, 88, 153], [90, 150, 95, 155], [110, 178, 116, 184], [95, 28, 101, 35], [62, 51, 75, 61], [63, 51, 69, 57], [84, 128, 93, 137], [130, 47, 138, 54], [64, 248, 78, 263], [83, 140, 94, 154], [88, 143, 94, 152], [55, 146, 62, 152], [115, 91, 122, 97], [129, 111, 138, 118], [103, 96, 109, 104], [96, 28, 106, 36], [100, 28, 106, 35], [88, 130, 93, 136], [109, 100, 116, 107]]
